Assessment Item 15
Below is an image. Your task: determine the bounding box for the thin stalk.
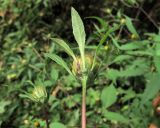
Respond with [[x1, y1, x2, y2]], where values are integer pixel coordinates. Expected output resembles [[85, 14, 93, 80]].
[[43, 104, 50, 128], [81, 77, 87, 128], [45, 112, 49, 128]]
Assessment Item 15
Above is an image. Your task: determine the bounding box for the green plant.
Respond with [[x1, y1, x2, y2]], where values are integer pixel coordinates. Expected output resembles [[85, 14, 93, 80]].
[[45, 7, 98, 128], [1, 0, 160, 127]]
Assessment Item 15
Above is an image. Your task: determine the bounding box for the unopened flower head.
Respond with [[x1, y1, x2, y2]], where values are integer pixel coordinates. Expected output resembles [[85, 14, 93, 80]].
[[72, 54, 93, 76]]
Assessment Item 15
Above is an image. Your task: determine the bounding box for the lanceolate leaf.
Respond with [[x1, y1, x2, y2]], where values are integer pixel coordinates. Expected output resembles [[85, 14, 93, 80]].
[[141, 73, 160, 104], [51, 38, 76, 60], [112, 38, 148, 51], [71, 7, 86, 56], [101, 84, 117, 108], [119, 41, 147, 50], [103, 110, 129, 123], [125, 16, 139, 37], [45, 53, 73, 76]]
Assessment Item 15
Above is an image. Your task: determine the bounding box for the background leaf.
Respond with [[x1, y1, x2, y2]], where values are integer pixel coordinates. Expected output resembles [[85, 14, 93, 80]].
[[125, 16, 139, 37], [101, 84, 117, 108], [103, 110, 129, 123], [50, 122, 66, 128], [141, 73, 160, 104]]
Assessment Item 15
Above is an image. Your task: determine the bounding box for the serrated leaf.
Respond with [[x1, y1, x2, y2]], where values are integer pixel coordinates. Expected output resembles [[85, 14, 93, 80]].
[[50, 122, 66, 128], [111, 55, 133, 64], [71, 7, 86, 55], [120, 41, 147, 50], [103, 110, 129, 123], [125, 16, 139, 37], [101, 84, 117, 108], [45, 53, 73, 76], [120, 59, 149, 77], [106, 69, 120, 82], [51, 38, 76, 60], [141, 73, 160, 104]]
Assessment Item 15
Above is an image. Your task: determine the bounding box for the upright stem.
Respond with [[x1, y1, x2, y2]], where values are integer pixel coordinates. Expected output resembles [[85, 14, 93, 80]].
[[43, 104, 50, 128], [81, 77, 87, 128], [45, 113, 49, 128]]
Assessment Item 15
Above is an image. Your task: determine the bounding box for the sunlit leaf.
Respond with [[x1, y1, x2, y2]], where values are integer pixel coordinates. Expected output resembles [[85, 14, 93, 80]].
[[71, 7, 86, 56]]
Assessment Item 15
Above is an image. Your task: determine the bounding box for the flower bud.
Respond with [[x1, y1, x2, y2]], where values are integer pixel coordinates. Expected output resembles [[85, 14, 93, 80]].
[[31, 85, 47, 103], [130, 34, 138, 40], [7, 73, 17, 80], [72, 54, 93, 76], [120, 18, 126, 24], [34, 121, 40, 127], [24, 119, 29, 125]]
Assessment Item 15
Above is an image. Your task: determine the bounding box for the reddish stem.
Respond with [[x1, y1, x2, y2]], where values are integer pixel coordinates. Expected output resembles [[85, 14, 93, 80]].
[[81, 92, 86, 128]]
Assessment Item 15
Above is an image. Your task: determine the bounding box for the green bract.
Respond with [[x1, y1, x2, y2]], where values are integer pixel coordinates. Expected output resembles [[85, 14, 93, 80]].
[[21, 85, 47, 103], [72, 55, 93, 76]]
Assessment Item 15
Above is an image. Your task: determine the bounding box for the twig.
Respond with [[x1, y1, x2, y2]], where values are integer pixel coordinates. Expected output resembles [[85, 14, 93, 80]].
[[138, 7, 159, 29]]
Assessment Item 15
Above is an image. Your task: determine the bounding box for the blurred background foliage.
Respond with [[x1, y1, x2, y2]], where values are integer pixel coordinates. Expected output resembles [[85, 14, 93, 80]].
[[0, 0, 160, 128]]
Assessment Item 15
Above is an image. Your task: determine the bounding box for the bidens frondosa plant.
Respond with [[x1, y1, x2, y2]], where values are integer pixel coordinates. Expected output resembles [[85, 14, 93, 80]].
[[20, 81, 49, 128], [20, 82, 47, 104], [45, 7, 99, 128]]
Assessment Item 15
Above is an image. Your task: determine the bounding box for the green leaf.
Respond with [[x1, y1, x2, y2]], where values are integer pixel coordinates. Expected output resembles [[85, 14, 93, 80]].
[[103, 110, 129, 123], [87, 16, 108, 29], [45, 53, 73, 76], [155, 43, 160, 56], [51, 68, 59, 82], [125, 16, 139, 37], [71, 7, 86, 55], [141, 73, 160, 104], [153, 34, 160, 42], [0, 101, 11, 114], [50, 122, 66, 128], [111, 55, 133, 64], [101, 84, 117, 108], [106, 69, 120, 82], [111, 37, 121, 49], [92, 24, 120, 69], [154, 56, 160, 73], [51, 38, 76, 60], [120, 41, 146, 50]]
